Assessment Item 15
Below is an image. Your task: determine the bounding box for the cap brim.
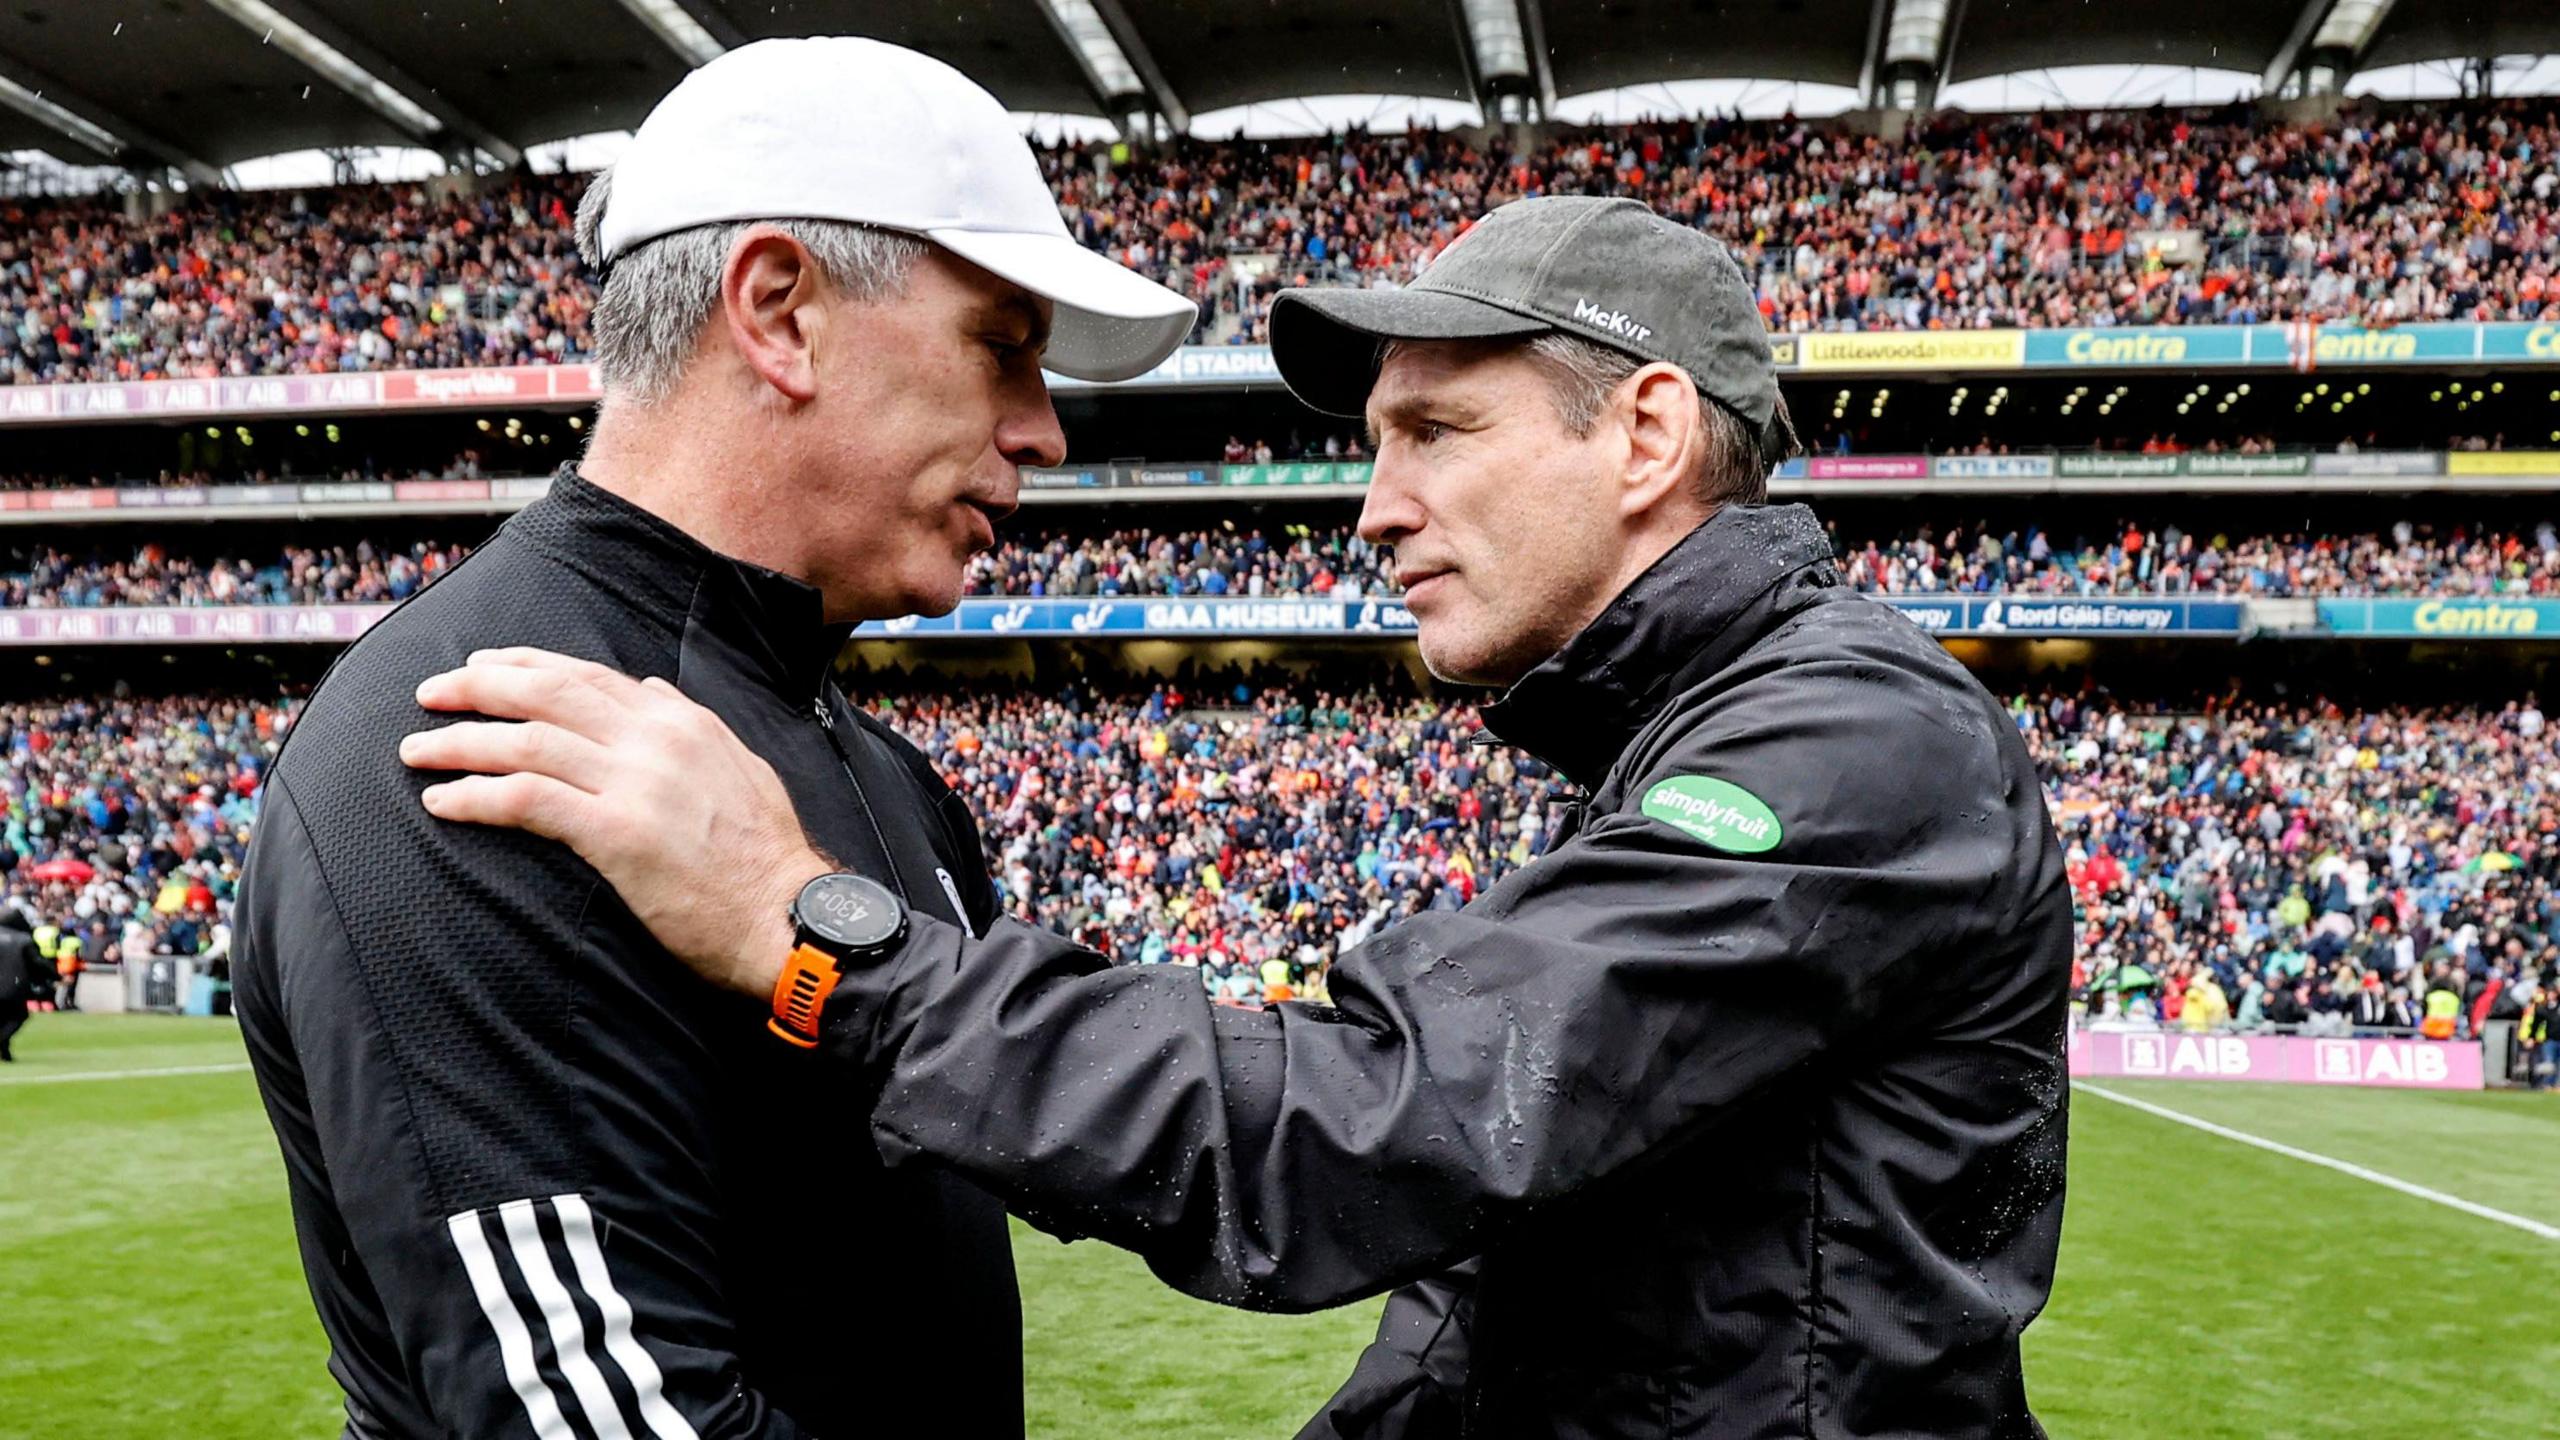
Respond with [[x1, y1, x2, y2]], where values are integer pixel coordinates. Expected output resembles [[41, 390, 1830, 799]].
[[1270, 287, 1552, 416], [929, 228, 1197, 383]]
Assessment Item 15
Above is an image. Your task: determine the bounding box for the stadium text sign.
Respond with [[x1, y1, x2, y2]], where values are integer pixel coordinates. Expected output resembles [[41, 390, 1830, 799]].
[[0, 597, 2242, 647], [2068, 1029, 2483, 1089], [0, 366, 602, 426], [1877, 597, 2243, 636], [2318, 598, 2560, 637], [0, 606, 389, 644], [1795, 331, 2028, 371], [852, 597, 1420, 638], [13, 326, 2560, 431]]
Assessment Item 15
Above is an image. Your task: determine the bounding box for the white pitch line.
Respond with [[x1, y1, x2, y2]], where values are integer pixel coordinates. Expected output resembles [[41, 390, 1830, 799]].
[[0, 1061, 252, 1087], [2078, 1081, 2560, 1244]]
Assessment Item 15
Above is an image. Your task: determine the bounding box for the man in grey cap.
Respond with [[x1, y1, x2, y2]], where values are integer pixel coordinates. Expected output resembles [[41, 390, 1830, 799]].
[[405, 194, 2075, 1439]]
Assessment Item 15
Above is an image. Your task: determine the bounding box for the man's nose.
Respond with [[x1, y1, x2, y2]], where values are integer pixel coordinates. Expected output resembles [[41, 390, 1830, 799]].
[[1357, 446, 1423, 548], [999, 387, 1067, 474]]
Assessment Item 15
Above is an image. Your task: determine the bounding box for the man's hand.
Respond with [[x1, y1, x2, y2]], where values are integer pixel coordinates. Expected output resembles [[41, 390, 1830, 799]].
[[399, 648, 831, 999]]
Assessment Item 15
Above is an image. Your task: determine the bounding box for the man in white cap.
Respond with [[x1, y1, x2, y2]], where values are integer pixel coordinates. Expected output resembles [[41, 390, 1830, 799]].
[[231, 37, 1192, 1440]]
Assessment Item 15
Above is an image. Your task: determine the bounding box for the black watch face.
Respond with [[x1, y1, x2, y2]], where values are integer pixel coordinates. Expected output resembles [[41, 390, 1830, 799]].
[[796, 874, 904, 951]]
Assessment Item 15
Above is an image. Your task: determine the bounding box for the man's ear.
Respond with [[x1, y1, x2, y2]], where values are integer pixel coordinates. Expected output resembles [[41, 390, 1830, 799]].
[[720, 227, 825, 405], [1616, 362, 1703, 521]]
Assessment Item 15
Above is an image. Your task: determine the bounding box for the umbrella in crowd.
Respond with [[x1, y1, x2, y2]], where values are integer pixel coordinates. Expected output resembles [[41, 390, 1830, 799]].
[[2464, 851, 2522, 874], [23, 856, 95, 885]]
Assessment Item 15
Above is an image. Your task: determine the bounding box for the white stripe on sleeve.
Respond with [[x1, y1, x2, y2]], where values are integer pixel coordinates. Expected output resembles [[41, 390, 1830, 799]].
[[555, 1195, 704, 1440], [500, 1199, 637, 1440], [446, 1209, 577, 1440]]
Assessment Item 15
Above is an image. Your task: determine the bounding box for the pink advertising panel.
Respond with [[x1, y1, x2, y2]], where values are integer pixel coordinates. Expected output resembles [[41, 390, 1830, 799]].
[[2069, 1028, 2483, 1089], [0, 366, 601, 427], [0, 605, 393, 645]]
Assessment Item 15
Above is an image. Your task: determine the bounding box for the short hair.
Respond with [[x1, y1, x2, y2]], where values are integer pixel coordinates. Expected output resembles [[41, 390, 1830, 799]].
[[1515, 331, 1798, 508], [574, 167, 929, 405]]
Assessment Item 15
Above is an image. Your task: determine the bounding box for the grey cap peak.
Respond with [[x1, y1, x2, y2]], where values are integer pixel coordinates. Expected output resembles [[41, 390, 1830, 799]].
[[1269, 196, 1782, 455]]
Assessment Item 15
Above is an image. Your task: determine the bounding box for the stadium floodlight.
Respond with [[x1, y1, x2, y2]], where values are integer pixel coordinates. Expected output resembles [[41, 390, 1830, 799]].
[[1876, 0, 1954, 104], [2310, 0, 2395, 55], [1036, 0, 1145, 106], [1459, 0, 1534, 85], [1883, 0, 1951, 66], [199, 0, 442, 138], [612, 0, 729, 68], [0, 74, 126, 159]]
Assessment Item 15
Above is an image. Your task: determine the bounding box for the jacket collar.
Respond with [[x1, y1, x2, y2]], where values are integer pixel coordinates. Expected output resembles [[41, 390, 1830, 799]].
[[1480, 502, 1836, 787], [508, 464, 853, 701]]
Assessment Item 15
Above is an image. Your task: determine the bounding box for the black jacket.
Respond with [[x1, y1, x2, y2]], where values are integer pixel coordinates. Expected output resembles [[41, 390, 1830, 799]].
[[816, 503, 2074, 1440], [233, 469, 1015, 1439], [0, 914, 41, 1004]]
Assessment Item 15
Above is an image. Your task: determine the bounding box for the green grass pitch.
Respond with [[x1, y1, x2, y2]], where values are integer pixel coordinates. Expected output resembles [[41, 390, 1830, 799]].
[[4, 1015, 2556, 1438]]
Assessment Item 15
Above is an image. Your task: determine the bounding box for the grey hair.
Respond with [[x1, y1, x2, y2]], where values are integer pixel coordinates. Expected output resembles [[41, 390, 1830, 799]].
[[1514, 331, 1795, 508], [574, 167, 929, 406]]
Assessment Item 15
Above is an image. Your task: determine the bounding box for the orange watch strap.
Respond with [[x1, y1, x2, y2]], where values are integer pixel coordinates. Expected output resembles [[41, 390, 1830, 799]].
[[767, 942, 844, 1049]]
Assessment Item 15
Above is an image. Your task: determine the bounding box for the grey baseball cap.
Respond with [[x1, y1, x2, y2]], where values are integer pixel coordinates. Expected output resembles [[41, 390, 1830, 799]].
[[1269, 196, 1782, 452]]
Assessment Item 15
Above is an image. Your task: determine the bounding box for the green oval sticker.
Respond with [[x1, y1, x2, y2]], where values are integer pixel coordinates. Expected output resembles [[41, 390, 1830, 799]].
[[1640, 775, 1782, 853]]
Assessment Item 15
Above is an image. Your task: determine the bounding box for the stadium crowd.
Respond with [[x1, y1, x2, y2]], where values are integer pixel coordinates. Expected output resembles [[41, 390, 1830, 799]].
[[5, 98, 2558, 384], [0, 694, 276, 1007], [1830, 518, 2560, 597], [0, 450, 504, 494], [16, 519, 2560, 607], [0, 175, 591, 385], [6, 677, 2556, 1084], [2, 538, 472, 608], [1057, 98, 2560, 340], [961, 526, 1396, 598], [2043, 691, 2559, 1080], [875, 683, 1558, 1004]]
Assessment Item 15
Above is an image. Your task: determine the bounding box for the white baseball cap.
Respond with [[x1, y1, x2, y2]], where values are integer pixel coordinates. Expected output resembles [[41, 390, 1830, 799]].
[[595, 36, 1196, 382]]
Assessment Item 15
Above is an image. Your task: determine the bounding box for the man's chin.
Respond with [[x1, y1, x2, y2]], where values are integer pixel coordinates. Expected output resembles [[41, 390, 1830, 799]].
[[1415, 613, 1550, 689], [1415, 627, 1505, 688]]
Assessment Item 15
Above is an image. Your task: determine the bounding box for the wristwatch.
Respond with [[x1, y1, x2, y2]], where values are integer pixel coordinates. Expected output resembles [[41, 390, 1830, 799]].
[[767, 872, 908, 1049]]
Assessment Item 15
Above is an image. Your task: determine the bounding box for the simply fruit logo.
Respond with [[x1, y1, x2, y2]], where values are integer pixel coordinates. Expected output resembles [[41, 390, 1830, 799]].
[[1640, 775, 1782, 853]]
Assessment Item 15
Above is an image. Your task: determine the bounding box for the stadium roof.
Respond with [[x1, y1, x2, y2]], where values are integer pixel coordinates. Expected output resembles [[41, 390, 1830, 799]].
[[1, 0, 2556, 177]]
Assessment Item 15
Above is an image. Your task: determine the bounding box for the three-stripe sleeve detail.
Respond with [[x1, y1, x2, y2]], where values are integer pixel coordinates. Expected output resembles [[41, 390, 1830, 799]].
[[447, 1197, 704, 1440]]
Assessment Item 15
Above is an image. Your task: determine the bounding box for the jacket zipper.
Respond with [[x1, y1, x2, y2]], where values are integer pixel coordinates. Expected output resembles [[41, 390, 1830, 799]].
[[812, 691, 912, 904]]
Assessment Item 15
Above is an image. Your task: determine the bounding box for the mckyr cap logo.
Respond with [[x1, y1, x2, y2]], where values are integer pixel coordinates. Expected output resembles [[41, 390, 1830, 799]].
[[1641, 775, 1782, 853], [1571, 297, 1654, 344]]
